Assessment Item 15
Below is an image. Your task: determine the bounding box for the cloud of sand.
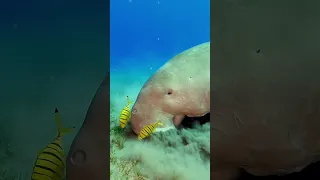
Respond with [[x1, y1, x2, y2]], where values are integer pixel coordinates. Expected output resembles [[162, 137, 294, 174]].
[[118, 124, 210, 180]]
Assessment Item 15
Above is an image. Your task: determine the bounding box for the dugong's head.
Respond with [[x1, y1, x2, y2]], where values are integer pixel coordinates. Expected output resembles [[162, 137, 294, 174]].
[[130, 71, 184, 134], [130, 62, 201, 134], [130, 43, 210, 135]]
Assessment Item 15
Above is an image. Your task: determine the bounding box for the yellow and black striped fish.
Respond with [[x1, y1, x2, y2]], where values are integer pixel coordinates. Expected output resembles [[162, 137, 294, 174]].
[[138, 120, 164, 140], [31, 108, 74, 180], [119, 96, 132, 128]]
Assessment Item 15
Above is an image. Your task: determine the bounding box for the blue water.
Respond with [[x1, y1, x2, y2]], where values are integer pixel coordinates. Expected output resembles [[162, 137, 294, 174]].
[[110, 0, 210, 110]]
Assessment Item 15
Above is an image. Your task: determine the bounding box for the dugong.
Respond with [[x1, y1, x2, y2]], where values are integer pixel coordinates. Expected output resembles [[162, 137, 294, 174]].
[[130, 42, 210, 134], [66, 74, 109, 179], [211, 0, 320, 179]]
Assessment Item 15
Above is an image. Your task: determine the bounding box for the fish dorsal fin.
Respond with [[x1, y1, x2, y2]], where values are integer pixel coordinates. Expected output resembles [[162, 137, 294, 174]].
[[54, 108, 74, 136], [55, 108, 62, 133], [156, 120, 164, 127], [126, 96, 132, 105]]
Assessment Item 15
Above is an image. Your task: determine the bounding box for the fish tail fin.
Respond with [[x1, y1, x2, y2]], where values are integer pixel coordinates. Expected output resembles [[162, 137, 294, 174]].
[[54, 108, 74, 136], [156, 120, 164, 126], [126, 96, 132, 105]]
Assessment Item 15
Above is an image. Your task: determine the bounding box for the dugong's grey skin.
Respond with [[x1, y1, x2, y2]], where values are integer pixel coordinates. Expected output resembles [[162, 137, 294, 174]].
[[211, 0, 320, 179], [130, 42, 210, 134], [66, 74, 109, 180]]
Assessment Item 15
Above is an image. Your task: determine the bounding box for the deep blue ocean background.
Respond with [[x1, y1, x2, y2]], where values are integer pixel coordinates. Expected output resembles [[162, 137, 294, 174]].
[[110, 0, 210, 112]]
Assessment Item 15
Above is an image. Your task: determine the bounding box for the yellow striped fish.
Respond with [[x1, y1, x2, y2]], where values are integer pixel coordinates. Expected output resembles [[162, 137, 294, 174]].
[[138, 120, 164, 140], [31, 108, 74, 180], [119, 96, 132, 128]]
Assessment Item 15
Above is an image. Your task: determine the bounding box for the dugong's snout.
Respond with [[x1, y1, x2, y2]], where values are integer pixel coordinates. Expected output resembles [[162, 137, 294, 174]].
[[130, 108, 140, 134], [130, 103, 153, 135], [130, 102, 175, 135]]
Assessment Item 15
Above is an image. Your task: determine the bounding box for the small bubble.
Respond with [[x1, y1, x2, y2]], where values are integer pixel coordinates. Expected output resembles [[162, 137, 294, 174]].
[[157, 37, 160, 40], [157, 1, 160, 4]]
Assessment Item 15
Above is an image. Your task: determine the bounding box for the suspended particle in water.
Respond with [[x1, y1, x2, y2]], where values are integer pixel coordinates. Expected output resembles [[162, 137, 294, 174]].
[[157, 1, 160, 4], [129, 0, 132, 3], [157, 37, 160, 40], [50, 75, 55, 82], [256, 49, 260, 53]]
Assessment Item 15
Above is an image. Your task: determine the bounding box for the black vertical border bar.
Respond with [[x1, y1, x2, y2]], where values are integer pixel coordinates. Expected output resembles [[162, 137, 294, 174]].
[[106, 0, 111, 175], [107, 0, 111, 176], [65, 0, 110, 179]]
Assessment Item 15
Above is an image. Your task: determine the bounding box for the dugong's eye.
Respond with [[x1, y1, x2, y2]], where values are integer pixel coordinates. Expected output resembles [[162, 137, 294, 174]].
[[167, 89, 173, 95]]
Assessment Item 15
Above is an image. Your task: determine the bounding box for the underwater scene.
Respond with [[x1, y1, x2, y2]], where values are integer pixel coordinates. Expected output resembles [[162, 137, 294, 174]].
[[2, 0, 320, 179], [0, 0, 108, 179], [110, 0, 210, 179]]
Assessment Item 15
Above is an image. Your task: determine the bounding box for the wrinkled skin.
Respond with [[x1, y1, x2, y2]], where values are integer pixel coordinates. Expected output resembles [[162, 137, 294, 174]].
[[66, 74, 109, 180], [211, 0, 320, 179], [130, 42, 210, 134]]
